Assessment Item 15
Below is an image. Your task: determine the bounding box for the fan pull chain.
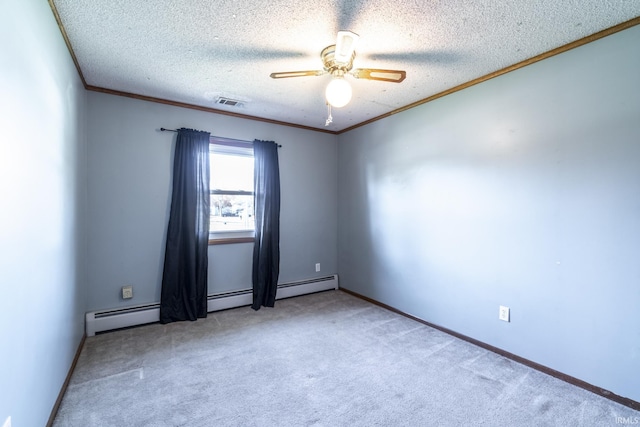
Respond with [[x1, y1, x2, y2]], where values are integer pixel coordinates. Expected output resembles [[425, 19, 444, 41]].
[[325, 103, 333, 126]]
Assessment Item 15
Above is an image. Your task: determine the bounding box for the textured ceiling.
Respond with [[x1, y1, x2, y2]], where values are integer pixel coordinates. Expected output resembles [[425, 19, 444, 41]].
[[51, 0, 639, 133]]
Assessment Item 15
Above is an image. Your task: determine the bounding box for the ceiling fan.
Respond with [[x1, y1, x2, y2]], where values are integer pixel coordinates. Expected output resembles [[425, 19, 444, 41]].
[[270, 31, 406, 114]]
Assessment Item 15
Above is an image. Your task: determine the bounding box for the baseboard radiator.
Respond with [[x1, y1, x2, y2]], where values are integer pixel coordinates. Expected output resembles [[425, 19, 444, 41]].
[[85, 275, 339, 336]]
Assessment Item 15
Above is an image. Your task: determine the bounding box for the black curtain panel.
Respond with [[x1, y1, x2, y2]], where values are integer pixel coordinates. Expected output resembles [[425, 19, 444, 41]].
[[160, 128, 211, 323], [252, 140, 281, 310]]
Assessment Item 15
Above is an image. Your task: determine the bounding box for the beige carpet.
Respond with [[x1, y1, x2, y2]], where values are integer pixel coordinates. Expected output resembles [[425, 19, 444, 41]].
[[53, 290, 638, 426]]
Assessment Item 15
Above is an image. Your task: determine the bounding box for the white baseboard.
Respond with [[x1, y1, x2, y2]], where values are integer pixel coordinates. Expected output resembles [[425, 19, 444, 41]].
[[85, 275, 338, 336]]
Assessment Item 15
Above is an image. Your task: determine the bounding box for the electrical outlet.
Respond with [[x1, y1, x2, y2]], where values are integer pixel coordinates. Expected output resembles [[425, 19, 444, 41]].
[[315, 263, 321, 272], [122, 285, 133, 299], [499, 305, 510, 322], [3, 416, 11, 427]]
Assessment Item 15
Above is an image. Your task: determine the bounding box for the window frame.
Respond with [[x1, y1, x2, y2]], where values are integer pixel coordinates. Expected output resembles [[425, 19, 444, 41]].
[[208, 137, 255, 245]]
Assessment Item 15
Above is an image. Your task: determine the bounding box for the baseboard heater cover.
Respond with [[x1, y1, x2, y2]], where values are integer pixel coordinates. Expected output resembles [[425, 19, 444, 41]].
[[85, 275, 339, 336]]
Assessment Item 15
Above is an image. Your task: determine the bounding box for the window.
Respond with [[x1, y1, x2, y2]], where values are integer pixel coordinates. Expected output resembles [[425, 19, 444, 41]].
[[209, 138, 254, 243]]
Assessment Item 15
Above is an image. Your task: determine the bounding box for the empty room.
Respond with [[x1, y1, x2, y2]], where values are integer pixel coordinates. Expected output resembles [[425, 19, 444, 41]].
[[1, 1, 639, 426]]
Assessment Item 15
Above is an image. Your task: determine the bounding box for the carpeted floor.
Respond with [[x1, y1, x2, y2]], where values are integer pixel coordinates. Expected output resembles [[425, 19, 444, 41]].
[[53, 290, 638, 426]]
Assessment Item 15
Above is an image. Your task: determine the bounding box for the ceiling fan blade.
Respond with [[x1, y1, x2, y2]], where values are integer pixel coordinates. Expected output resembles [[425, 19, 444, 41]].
[[351, 68, 406, 83], [335, 30, 359, 63], [270, 70, 325, 79]]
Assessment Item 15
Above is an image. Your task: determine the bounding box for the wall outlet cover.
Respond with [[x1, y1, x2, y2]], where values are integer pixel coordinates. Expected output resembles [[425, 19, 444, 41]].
[[499, 305, 510, 322], [122, 285, 133, 299], [315, 263, 321, 272]]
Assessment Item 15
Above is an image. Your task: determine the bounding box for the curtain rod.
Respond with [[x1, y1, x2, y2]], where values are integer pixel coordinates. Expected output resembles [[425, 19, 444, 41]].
[[160, 128, 281, 147]]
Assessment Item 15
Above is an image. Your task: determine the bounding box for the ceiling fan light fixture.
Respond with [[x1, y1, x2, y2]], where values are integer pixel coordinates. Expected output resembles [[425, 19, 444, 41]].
[[334, 30, 359, 63], [325, 77, 352, 108]]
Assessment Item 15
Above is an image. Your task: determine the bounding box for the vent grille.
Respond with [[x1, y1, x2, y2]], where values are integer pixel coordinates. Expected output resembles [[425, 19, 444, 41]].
[[216, 97, 243, 107]]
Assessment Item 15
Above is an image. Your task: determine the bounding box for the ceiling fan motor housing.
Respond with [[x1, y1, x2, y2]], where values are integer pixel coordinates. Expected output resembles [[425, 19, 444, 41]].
[[321, 45, 356, 76]]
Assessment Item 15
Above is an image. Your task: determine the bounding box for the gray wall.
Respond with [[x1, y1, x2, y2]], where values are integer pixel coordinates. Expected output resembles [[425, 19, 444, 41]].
[[0, 1, 87, 426], [85, 92, 338, 311], [338, 26, 640, 402]]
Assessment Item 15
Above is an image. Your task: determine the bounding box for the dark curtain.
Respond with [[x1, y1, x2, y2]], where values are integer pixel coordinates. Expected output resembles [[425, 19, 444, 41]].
[[160, 128, 211, 323], [252, 140, 281, 310]]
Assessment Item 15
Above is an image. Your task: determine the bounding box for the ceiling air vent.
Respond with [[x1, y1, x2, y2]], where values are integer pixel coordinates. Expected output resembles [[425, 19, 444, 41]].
[[216, 97, 243, 107]]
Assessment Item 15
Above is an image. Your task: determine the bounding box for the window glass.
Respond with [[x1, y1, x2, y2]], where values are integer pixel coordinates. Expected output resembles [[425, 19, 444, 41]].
[[210, 152, 253, 192], [209, 142, 255, 235]]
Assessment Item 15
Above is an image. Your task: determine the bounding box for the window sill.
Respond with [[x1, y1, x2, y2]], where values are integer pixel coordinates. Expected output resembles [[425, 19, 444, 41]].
[[209, 237, 255, 245]]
